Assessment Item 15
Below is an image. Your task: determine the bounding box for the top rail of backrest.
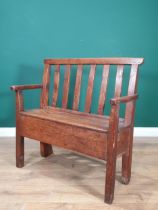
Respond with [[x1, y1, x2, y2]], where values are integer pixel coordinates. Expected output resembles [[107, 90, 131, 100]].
[[44, 58, 144, 65]]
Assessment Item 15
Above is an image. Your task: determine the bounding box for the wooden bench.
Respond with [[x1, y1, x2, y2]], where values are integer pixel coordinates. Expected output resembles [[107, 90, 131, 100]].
[[11, 57, 144, 204]]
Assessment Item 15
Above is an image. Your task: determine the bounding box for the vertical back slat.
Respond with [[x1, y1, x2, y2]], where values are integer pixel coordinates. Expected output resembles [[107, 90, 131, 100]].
[[40, 64, 50, 108], [52, 64, 60, 107], [125, 64, 139, 124], [85, 64, 96, 113], [73, 64, 83, 110], [98, 65, 110, 115], [114, 65, 124, 97], [62, 64, 71, 108]]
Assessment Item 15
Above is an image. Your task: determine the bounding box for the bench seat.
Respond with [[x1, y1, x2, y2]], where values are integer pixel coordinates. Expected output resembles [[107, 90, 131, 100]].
[[21, 106, 125, 133]]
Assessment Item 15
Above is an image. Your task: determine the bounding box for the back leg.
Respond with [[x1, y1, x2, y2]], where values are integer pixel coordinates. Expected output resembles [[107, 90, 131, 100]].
[[122, 130, 133, 184], [40, 142, 53, 157], [104, 131, 118, 204]]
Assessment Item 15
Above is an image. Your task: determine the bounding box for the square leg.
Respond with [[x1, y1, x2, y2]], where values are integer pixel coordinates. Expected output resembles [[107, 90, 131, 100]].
[[104, 154, 117, 204], [40, 142, 53, 157], [122, 131, 133, 184], [16, 135, 24, 168]]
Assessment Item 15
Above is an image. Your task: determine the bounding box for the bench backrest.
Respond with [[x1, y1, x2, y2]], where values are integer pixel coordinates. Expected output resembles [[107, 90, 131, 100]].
[[40, 58, 143, 124]]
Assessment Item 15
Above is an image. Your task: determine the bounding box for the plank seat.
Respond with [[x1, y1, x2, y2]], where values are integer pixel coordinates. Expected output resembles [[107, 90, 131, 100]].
[[21, 106, 125, 132]]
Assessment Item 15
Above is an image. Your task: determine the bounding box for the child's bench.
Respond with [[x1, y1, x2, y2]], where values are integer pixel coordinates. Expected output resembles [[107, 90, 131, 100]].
[[11, 57, 144, 204]]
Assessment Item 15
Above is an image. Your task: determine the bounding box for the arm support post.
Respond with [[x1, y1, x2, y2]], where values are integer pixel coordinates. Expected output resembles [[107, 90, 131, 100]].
[[11, 84, 43, 112]]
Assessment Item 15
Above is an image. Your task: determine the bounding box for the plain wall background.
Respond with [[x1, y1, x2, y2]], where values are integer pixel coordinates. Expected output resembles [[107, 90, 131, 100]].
[[0, 0, 158, 127]]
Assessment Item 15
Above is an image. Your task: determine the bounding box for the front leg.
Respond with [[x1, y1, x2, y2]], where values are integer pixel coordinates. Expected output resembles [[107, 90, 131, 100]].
[[15, 90, 25, 168], [105, 133, 117, 203], [105, 104, 119, 204], [16, 135, 24, 168]]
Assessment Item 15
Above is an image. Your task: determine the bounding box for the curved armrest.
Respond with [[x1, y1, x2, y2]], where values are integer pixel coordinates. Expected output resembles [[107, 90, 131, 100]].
[[110, 94, 138, 105], [10, 84, 43, 91]]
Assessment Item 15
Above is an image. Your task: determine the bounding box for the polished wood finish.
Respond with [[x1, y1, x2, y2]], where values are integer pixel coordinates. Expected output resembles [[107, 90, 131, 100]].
[[11, 84, 42, 91], [110, 94, 138, 105], [85, 65, 96, 113], [52, 64, 60, 107], [15, 90, 24, 168], [114, 65, 124, 97], [98, 65, 110, 115], [20, 107, 127, 132], [62, 64, 71, 108], [73, 65, 83, 111], [105, 102, 119, 203], [44, 57, 143, 65], [11, 57, 144, 204], [40, 63, 51, 108], [122, 64, 139, 185], [40, 63, 53, 157]]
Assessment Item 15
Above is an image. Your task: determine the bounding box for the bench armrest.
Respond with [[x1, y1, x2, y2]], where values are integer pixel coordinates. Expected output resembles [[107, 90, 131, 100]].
[[11, 84, 43, 112], [10, 84, 43, 91], [108, 94, 138, 133], [110, 94, 138, 106]]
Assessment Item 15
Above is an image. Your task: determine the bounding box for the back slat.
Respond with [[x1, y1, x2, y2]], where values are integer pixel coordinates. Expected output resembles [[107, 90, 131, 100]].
[[125, 64, 139, 124], [85, 65, 96, 113], [73, 65, 83, 110], [98, 65, 110, 115], [127, 64, 138, 95], [62, 64, 71, 108], [114, 65, 124, 97], [40, 64, 50, 108], [52, 64, 60, 107]]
